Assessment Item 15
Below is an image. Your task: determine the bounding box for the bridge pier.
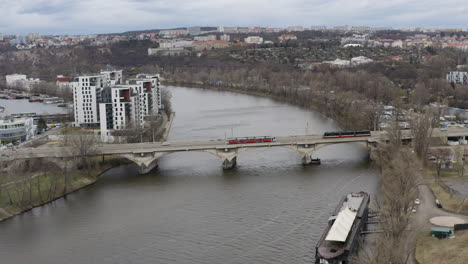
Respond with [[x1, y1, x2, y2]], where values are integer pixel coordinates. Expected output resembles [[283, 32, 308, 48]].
[[291, 144, 321, 165], [223, 157, 237, 170], [138, 158, 160, 174], [205, 148, 243, 170], [302, 153, 320, 165], [120, 152, 165, 175]]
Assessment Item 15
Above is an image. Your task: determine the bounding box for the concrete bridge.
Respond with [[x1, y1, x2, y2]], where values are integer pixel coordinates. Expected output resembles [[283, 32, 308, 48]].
[[2, 128, 468, 174], [1, 134, 380, 174]]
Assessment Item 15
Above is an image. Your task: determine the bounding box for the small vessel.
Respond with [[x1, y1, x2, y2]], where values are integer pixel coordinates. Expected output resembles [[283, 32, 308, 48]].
[[29, 98, 44, 102], [43, 97, 63, 104], [315, 192, 370, 264]]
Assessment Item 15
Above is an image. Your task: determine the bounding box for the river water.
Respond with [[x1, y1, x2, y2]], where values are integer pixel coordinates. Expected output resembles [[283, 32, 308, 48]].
[[0, 86, 379, 264], [0, 99, 68, 115]]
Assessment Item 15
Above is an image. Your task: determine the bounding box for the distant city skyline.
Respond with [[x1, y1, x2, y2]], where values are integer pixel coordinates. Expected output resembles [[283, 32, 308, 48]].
[[1, 0, 467, 35]]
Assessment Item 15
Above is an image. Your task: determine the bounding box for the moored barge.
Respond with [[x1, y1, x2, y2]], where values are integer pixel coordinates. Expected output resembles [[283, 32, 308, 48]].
[[315, 192, 370, 264]]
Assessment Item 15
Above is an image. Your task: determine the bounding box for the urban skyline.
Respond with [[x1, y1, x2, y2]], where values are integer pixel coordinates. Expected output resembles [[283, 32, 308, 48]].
[[1, 0, 468, 35]]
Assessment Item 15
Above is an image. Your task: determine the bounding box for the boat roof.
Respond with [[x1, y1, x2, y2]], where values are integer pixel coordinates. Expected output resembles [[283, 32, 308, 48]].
[[325, 207, 357, 242], [325, 193, 364, 242]]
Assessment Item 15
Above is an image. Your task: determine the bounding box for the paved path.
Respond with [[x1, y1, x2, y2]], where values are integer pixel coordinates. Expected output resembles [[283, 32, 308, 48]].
[[406, 179, 468, 264]]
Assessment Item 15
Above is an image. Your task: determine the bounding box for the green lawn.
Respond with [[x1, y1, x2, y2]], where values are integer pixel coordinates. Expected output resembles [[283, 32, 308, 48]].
[[416, 231, 468, 264]]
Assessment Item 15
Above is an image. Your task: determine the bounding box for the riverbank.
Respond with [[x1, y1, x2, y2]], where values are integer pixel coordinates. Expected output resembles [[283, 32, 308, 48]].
[[0, 111, 174, 222], [163, 81, 359, 130], [0, 156, 126, 221]]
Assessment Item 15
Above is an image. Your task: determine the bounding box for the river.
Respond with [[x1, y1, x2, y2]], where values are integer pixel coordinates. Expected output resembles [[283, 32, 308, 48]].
[[0, 86, 379, 264], [0, 99, 68, 115]]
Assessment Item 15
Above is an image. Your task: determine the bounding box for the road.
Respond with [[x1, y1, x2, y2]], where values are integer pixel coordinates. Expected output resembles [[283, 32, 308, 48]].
[[405, 179, 468, 264], [0, 133, 378, 160]]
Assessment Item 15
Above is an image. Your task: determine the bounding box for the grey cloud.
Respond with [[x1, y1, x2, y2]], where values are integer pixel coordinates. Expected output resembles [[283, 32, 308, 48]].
[[19, 0, 77, 15]]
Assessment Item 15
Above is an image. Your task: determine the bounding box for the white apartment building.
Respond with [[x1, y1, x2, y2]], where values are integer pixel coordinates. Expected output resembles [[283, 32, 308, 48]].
[[72, 74, 106, 127], [6, 74, 41, 90], [194, 35, 217, 41], [73, 70, 162, 141], [220, 34, 230, 41], [244, 36, 263, 44], [99, 74, 161, 142], [447, 71, 468, 85], [72, 70, 123, 127]]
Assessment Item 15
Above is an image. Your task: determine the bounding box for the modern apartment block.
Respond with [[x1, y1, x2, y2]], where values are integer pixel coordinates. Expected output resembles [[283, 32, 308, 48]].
[[447, 71, 468, 85], [72, 70, 161, 141]]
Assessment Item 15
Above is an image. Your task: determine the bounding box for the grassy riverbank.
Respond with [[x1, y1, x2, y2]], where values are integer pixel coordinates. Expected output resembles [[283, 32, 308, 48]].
[[0, 111, 174, 222], [0, 156, 126, 221]]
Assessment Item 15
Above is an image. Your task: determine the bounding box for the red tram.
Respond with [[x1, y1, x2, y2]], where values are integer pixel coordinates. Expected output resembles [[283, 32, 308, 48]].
[[227, 136, 276, 144]]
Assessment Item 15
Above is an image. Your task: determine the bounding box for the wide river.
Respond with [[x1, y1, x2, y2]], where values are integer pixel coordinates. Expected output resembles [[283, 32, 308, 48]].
[[0, 86, 379, 264]]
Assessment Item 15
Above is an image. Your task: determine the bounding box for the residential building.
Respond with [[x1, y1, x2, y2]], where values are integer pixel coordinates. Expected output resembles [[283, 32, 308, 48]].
[[287, 26, 304, 32], [278, 34, 297, 42], [220, 34, 230, 41], [56, 75, 71, 89], [193, 40, 229, 51], [0, 33, 3, 41], [446, 43, 468, 51], [159, 29, 187, 37], [72, 69, 162, 141], [99, 74, 161, 142], [6, 74, 27, 86], [194, 35, 217, 41], [0, 117, 35, 144], [5, 74, 41, 90], [244, 36, 263, 44], [447, 71, 468, 85], [158, 39, 193, 49], [350, 56, 373, 65], [72, 74, 107, 127]]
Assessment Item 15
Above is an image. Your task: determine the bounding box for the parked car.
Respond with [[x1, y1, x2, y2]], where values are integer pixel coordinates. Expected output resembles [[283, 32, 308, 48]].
[[411, 207, 417, 213], [415, 198, 421, 205], [435, 199, 443, 208]]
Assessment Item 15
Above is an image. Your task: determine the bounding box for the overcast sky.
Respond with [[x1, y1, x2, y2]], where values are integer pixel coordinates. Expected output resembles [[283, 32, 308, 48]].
[[1, 0, 467, 35]]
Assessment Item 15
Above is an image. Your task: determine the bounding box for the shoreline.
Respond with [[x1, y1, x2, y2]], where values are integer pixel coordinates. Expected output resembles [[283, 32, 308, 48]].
[[0, 112, 174, 222], [0, 158, 130, 222]]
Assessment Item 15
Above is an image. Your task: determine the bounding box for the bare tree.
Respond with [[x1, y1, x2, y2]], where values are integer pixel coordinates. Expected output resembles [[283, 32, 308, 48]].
[[410, 112, 434, 158], [65, 129, 98, 175]]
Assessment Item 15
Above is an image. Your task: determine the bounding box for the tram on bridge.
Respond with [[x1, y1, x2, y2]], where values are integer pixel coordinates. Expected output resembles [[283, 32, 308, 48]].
[[323, 130, 371, 139], [227, 136, 276, 144]]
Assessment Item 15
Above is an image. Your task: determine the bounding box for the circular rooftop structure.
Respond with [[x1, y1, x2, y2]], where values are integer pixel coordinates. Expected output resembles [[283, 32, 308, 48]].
[[430, 216, 466, 227]]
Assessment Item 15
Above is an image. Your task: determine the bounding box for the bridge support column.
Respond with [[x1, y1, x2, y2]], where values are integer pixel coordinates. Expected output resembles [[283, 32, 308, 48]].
[[138, 158, 160, 174], [223, 156, 237, 170], [302, 153, 320, 165], [291, 144, 320, 165], [205, 148, 243, 170], [120, 152, 166, 175]]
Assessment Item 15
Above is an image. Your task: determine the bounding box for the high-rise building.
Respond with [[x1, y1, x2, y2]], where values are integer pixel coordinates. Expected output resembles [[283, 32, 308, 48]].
[[73, 70, 162, 142], [99, 74, 161, 142]]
